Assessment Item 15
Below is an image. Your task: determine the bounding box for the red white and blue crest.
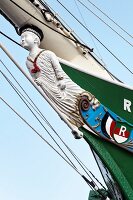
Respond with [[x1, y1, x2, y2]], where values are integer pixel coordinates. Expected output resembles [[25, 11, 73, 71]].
[[79, 95, 133, 153]]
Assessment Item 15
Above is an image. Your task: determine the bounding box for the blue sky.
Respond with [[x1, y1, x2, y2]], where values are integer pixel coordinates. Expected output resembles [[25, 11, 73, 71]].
[[0, 1, 133, 200]]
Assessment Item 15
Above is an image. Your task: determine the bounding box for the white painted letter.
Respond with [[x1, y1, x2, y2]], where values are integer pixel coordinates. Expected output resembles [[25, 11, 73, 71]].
[[124, 99, 131, 112], [119, 126, 126, 137]]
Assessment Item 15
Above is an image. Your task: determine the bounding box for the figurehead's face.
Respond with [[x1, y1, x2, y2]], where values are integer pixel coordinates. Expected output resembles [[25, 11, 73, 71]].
[[20, 31, 40, 51]]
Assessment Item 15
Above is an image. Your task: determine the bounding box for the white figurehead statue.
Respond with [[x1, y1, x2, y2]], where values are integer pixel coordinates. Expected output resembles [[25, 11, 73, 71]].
[[20, 24, 99, 139]]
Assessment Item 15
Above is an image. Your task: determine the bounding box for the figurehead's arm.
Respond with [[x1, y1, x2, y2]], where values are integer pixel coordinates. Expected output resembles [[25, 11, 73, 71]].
[[48, 51, 64, 80]]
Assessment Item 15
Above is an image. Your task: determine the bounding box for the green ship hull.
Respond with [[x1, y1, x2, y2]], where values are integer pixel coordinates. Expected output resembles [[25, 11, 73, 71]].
[[62, 63, 133, 200]]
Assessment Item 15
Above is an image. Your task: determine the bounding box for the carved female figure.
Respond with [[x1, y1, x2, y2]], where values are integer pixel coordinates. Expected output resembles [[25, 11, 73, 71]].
[[20, 24, 99, 138]]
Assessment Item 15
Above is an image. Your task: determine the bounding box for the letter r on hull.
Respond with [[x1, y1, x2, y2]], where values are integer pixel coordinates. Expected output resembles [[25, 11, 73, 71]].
[[124, 99, 131, 112]]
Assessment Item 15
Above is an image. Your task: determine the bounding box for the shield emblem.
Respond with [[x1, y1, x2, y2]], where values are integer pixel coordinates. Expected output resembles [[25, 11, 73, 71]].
[[79, 95, 133, 152], [113, 124, 130, 143], [101, 112, 130, 144]]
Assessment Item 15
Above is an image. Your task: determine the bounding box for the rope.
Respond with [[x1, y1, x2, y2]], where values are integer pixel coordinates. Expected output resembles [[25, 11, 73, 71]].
[[0, 96, 78, 173], [9, 0, 127, 78], [86, 0, 133, 39], [56, 0, 133, 75], [73, 0, 105, 64], [0, 68, 78, 170], [9, 0, 92, 51], [77, 0, 133, 47], [0, 53, 111, 197], [0, 96, 110, 198], [2, 1, 133, 76], [0, 55, 111, 189], [0, 59, 107, 190], [0, 31, 22, 48]]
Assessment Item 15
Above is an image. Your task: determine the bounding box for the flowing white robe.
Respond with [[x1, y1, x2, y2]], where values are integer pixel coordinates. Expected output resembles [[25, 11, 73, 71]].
[[26, 50, 85, 128]]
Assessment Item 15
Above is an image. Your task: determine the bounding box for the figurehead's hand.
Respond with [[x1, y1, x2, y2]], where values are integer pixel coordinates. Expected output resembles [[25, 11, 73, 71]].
[[56, 73, 64, 80], [57, 80, 66, 90]]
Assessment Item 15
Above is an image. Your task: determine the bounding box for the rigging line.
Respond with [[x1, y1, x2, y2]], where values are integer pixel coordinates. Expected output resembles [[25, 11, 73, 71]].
[[41, 0, 112, 72], [0, 59, 62, 134], [0, 30, 123, 194], [77, 0, 133, 47], [1, 44, 111, 197], [1, 4, 91, 56], [73, 0, 104, 64], [0, 31, 22, 48], [0, 69, 78, 171], [90, 148, 118, 200], [32, 0, 112, 77], [0, 97, 106, 196], [1, 16, 105, 70], [106, 173, 118, 200], [0, 31, 121, 100], [1, 42, 82, 133], [0, 59, 53, 128], [39, 0, 93, 51], [1, 29, 116, 94], [56, 0, 133, 75], [1, 41, 110, 190], [73, 0, 115, 81], [0, 60, 106, 191], [1, 71, 108, 197], [9, 0, 92, 51], [0, 60, 80, 167], [68, 147, 107, 190], [1, 47, 110, 197], [1, 43, 108, 191], [0, 96, 78, 173], [64, 144, 107, 190], [41, 0, 109, 73], [0, 60, 65, 140], [1, 30, 116, 91], [1, 11, 106, 71], [0, 26, 122, 82], [3, 0, 132, 76], [86, 0, 133, 39], [2, 28, 111, 80]]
